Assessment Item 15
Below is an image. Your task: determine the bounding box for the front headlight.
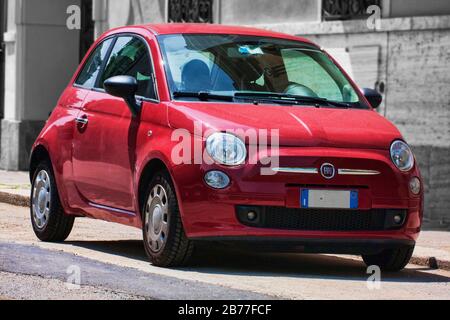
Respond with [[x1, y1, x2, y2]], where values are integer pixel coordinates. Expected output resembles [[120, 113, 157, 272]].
[[206, 132, 247, 166], [390, 140, 414, 172]]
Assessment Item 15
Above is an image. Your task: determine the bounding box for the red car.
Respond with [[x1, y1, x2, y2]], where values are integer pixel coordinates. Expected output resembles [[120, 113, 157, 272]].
[[29, 24, 423, 271]]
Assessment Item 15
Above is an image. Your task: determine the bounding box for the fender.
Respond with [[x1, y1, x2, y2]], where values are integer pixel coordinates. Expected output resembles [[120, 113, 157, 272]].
[[134, 151, 180, 224]]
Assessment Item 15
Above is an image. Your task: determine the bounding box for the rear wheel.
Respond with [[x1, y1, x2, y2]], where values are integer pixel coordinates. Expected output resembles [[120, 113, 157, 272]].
[[362, 245, 415, 271], [142, 171, 194, 267], [30, 161, 75, 242]]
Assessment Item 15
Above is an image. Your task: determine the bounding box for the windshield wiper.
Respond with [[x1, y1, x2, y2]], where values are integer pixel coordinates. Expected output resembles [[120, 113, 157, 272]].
[[234, 92, 352, 108], [173, 91, 234, 102], [173, 91, 354, 108], [173, 91, 295, 105]]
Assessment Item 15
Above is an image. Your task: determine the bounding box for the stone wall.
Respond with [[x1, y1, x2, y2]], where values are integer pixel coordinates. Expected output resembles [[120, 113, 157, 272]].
[[219, 0, 319, 25], [258, 16, 450, 228], [390, 0, 450, 18], [387, 29, 450, 227], [94, 0, 166, 37]]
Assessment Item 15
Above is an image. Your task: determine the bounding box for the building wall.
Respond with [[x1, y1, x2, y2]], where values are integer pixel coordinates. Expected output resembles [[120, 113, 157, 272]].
[[389, 0, 450, 17], [93, 0, 166, 38], [3, 0, 16, 121], [17, 0, 81, 121], [1, 0, 81, 170], [219, 0, 320, 25], [93, 0, 319, 36], [386, 29, 450, 226]]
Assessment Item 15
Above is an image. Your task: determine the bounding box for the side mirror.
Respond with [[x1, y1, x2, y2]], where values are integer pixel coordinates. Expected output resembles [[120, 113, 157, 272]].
[[362, 88, 383, 109], [104, 75, 141, 117]]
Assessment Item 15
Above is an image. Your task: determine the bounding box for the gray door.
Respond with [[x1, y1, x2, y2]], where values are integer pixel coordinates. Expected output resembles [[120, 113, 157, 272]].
[[0, 0, 6, 119]]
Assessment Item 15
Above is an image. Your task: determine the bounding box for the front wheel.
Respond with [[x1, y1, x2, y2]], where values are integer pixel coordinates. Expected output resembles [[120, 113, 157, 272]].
[[30, 161, 75, 242], [362, 246, 415, 272], [142, 171, 194, 267]]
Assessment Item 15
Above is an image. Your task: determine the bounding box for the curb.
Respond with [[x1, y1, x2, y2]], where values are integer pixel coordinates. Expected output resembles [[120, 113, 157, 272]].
[[0, 191, 29, 208], [0, 190, 449, 272], [410, 256, 450, 271]]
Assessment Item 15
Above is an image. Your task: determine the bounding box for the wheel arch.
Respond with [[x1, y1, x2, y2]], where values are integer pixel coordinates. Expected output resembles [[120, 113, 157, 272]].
[[29, 144, 52, 182], [137, 157, 172, 219]]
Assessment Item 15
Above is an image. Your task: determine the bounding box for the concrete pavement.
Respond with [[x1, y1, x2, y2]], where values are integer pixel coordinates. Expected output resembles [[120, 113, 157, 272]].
[[1, 169, 450, 271], [0, 202, 449, 300]]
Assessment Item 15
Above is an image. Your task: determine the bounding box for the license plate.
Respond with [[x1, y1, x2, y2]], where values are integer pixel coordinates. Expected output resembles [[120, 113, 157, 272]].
[[301, 189, 358, 209]]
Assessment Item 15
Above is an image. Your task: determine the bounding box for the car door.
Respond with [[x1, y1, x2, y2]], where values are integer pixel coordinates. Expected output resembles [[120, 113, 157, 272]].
[[72, 35, 158, 212]]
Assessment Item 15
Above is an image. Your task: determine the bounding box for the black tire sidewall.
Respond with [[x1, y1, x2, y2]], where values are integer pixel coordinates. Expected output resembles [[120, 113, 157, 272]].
[[30, 161, 66, 241], [362, 245, 415, 272], [142, 171, 186, 266]]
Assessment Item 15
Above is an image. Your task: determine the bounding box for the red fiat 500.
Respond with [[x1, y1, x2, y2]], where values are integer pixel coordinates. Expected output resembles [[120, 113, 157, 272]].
[[29, 24, 423, 270]]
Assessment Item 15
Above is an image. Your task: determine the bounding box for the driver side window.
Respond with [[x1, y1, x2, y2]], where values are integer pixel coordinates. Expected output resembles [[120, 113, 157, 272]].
[[99, 36, 157, 100], [75, 38, 113, 89]]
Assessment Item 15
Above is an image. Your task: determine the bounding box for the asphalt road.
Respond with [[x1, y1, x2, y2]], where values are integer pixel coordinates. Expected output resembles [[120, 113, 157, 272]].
[[0, 202, 449, 300]]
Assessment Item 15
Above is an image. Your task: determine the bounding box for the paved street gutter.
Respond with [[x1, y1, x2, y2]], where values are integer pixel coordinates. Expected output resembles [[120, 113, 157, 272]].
[[0, 242, 274, 300]]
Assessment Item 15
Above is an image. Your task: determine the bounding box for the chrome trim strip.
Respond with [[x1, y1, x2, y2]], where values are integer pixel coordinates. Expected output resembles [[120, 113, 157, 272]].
[[89, 202, 136, 216], [338, 169, 381, 176], [271, 167, 319, 174], [272, 167, 380, 176]]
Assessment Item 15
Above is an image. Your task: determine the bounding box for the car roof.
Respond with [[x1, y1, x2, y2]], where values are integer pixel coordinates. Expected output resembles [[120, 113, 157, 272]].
[[109, 23, 316, 46]]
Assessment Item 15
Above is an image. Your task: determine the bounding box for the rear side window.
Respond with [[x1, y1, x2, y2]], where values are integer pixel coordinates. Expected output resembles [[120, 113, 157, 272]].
[[75, 38, 113, 88], [99, 36, 156, 100]]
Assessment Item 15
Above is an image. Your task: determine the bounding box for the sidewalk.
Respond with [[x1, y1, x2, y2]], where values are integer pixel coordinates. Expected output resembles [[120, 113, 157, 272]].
[[1, 169, 449, 271], [0, 170, 30, 207]]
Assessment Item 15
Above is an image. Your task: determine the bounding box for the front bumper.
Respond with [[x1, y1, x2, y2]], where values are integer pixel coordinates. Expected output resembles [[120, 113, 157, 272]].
[[193, 237, 416, 255], [171, 146, 423, 244]]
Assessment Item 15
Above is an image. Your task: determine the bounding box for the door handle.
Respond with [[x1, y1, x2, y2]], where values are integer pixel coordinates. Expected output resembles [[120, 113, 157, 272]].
[[75, 116, 88, 127]]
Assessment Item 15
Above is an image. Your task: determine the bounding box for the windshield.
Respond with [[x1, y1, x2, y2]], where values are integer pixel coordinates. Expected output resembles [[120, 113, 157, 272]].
[[158, 34, 367, 108]]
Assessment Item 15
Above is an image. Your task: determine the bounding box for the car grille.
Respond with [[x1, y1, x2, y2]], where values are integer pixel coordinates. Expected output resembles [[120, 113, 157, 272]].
[[236, 206, 407, 231]]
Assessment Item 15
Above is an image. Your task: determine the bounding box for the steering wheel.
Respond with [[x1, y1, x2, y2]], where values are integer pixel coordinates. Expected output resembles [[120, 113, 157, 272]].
[[284, 82, 318, 97]]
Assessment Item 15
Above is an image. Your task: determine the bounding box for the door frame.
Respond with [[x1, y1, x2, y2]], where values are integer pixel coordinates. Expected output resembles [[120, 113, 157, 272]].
[[80, 0, 94, 62], [0, 0, 7, 120]]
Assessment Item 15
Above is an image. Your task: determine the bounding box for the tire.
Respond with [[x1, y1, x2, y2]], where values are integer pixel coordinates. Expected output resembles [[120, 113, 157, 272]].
[[30, 161, 75, 242], [362, 245, 415, 272], [142, 171, 194, 267]]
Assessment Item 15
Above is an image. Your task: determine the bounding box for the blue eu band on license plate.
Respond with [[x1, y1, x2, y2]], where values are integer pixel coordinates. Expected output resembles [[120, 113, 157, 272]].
[[301, 189, 359, 209]]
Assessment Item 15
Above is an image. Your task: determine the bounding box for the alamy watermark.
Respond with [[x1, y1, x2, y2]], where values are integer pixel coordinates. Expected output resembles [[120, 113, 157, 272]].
[[366, 5, 382, 30], [66, 5, 81, 30], [66, 265, 81, 290], [171, 121, 280, 176], [366, 265, 381, 290]]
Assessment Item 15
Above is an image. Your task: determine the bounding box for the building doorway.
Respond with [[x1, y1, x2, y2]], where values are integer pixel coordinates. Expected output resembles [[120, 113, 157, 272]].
[[0, 0, 7, 120], [80, 0, 94, 61]]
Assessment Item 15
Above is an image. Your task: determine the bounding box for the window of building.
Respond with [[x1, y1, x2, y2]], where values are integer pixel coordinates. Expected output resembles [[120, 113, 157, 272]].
[[322, 0, 381, 21], [168, 0, 214, 23]]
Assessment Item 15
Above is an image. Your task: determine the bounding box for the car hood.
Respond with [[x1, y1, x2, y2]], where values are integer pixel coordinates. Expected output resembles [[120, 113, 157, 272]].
[[167, 101, 402, 149]]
